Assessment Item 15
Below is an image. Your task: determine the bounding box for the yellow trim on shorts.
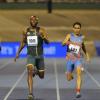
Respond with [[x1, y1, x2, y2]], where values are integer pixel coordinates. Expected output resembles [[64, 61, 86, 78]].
[[26, 64, 34, 67]]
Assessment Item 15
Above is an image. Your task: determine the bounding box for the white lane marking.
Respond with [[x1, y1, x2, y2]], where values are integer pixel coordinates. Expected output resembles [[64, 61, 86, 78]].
[[0, 60, 12, 70], [3, 69, 26, 100], [85, 69, 100, 88], [54, 59, 60, 100]]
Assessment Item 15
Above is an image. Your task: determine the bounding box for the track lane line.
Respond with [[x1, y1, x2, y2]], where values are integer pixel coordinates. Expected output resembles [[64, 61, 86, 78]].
[[54, 59, 60, 100], [85, 68, 100, 88], [0, 60, 12, 70], [3, 69, 26, 100]]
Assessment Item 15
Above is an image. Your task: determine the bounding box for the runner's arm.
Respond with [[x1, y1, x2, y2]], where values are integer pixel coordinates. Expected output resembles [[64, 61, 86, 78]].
[[62, 34, 70, 46], [17, 33, 26, 55], [40, 28, 50, 44], [82, 42, 87, 55], [82, 42, 90, 61]]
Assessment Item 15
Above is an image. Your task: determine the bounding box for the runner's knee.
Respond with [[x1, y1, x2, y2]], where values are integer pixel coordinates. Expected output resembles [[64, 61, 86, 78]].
[[67, 76, 72, 81], [66, 72, 72, 81], [76, 67, 82, 76], [27, 64, 34, 74]]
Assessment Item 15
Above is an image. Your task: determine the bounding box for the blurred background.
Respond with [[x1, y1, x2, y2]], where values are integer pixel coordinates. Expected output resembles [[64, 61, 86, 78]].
[[0, 1, 100, 100], [0, 0, 100, 57]]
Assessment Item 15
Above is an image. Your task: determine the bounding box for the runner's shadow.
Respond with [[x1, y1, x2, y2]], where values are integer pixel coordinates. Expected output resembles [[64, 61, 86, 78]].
[[73, 98, 86, 100], [15, 98, 44, 100]]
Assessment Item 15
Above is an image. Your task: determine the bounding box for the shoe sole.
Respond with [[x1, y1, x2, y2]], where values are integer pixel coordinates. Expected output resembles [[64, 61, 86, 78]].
[[76, 94, 81, 98], [28, 96, 34, 100]]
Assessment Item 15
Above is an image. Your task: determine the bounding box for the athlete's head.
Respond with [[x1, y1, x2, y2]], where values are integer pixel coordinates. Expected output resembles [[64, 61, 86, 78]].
[[30, 15, 39, 27], [73, 22, 81, 35]]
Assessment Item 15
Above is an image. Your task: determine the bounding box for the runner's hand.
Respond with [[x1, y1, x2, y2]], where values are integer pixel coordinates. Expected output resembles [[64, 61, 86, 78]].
[[14, 53, 19, 62], [86, 53, 90, 62]]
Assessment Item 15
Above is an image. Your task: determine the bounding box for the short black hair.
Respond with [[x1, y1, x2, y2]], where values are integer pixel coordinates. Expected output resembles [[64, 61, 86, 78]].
[[73, 22, 81, 28]]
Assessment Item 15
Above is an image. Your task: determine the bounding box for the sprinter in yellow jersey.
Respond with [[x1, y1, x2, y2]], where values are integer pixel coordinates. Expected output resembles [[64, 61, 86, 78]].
[[14, 16, 49, 99], [62, 22, 90, 98]]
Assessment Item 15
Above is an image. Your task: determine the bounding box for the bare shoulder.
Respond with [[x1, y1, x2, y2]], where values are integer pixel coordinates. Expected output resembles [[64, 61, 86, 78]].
[[81, 34, 85, 42], [82, 35, 85, 39], [66, 33, 70, 38], [40, 26, 46, 30], [23, 27, 29, 35]]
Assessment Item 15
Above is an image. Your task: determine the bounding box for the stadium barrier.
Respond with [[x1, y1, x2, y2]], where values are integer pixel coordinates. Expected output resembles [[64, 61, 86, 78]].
[[94, 41, 100, 56], [0, 41, 99, 58], [0, 2, 100, 9], [0, 42, 67, 58]]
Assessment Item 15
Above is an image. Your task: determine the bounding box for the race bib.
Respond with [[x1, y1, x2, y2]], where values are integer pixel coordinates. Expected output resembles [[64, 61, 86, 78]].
[[27, 36, 38, 46], [69, 44, 80, 54]]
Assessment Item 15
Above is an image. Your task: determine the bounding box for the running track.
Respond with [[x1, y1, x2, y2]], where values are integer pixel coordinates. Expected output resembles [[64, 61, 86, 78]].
[[0, 58, 100, 100]]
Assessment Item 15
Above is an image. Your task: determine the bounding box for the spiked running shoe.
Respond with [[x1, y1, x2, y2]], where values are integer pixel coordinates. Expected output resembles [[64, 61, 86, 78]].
[[28, 94, 34, 100], [76, 92, 81, 98]]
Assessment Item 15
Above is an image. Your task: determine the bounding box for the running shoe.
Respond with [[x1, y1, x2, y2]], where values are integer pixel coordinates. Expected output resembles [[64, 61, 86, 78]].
[[28, 94, 34, 100], [76, 92, 81, 98]]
